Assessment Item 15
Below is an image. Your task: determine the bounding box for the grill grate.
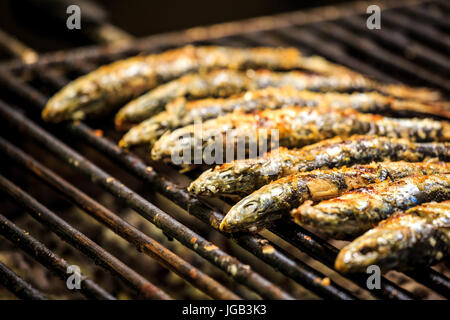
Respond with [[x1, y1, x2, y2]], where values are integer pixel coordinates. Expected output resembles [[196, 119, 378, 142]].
[[0, 0, 449, 300]]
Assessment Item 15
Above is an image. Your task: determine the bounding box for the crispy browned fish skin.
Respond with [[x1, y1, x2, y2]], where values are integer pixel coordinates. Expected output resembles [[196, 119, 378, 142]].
[[335, 201, 450, 273], [188, 135, 450, 197], [115, 69, 373, 129], [115, 68, 444, 129], [42, 46, 306, 123], [151, 106, 450, 163], [119, 87, 450, 148], [220, 161, 450, 233], [292, 174, 450, 240], [115, 69, 257, 130]]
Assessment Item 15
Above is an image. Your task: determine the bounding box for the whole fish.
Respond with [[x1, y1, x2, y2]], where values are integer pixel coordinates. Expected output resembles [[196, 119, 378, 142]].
[[42, 45, 309, 122], [119, 87, 450, 148], [151, 106, 450, 163], [115, 68, 442, 129], [188, 135, 450, 197], [220, 161, 450, 233], [335, 200, 450, 273], [291, 174, 450, 239]]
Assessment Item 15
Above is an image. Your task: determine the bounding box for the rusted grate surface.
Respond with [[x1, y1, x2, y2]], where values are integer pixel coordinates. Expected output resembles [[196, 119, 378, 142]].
[[0, 0, 449, 300]]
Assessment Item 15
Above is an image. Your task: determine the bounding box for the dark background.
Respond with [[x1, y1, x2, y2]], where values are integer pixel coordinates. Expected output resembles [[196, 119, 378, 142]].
[[0, 0, 350, 54]]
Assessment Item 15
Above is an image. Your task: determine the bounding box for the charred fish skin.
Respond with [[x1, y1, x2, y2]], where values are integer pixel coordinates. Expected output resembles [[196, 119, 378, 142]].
[[115, 69, 372, 129], [188, 135, 450, 197], [119, 88, 450, 148], [169, 87, 450, 123], [42, 45, 305, 123], [220, 161, 450, 233], [188, 147, 300, 197], [115, 70, 256, 130], [119, 112, 172, 148], [114, 67, 443, 129], [150, 106, 450, 163], [335, 201, 450, 273], [292, 174, 450, 240]]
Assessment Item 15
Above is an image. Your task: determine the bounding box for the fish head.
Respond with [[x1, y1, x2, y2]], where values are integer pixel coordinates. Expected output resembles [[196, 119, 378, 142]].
[[42, 78, 107, 122], [188, 158, 272, 197], [220, 181, 295, 232], [220, 191, 285, 233]]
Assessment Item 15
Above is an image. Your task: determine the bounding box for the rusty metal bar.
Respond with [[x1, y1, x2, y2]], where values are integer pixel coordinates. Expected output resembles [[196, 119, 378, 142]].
[[0, 261, 48, 300], [0, 29, 241, 299], [403, 5, 450, 31], [58, 114, 358, 300], [0, 0, 445, 301], [0, 137, 241, 300], [404, 270, 450, 298], [0, 213, 115, 300], [0, 93, 295, 300], [271, 220, 450, 299], [0, 29, 38, 64], [240, 29, 398, 83], [0, 175, 172, 300], [88, 23, 134, 46], [0, 78, 358, 301], [382, 11, 450, 54], [0, 0, 430, 72], [340, 16, 450, 74], [313, 22, 450, 91]]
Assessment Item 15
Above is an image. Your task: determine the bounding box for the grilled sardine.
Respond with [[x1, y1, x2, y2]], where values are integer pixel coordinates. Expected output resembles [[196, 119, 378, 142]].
[[188, 135, 450, 197], [119, 87, 450, 148], [291, 174, 450, 239], [335, 201, 450, 273], [115, 69, 443, 129], [151, 106, 450, 163], [42, 46, 308, 122], [221, 161, 450, 233]]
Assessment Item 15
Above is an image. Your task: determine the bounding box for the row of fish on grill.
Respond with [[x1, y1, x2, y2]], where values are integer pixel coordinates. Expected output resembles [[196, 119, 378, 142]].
[[41, 46, 450, 275]]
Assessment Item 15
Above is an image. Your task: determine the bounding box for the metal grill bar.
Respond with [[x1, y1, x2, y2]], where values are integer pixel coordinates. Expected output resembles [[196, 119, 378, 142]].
[[0, 137, 241, 300], [0, 175, 172, 300], [0, 261, 48, 300], [0, 0, 447, 301], [271, 220, 450, 299], [266, 28, 397, 83], [313, 22, 450, 90], [0, 77, 358, 300], [210, 18, 450, 298], [0, 30, 38, 64], [33, 84, 416, 300], [340, 16, 450, 74], [403, 5, 450, 31], [0, 94, 296, 300], [404, 270, 450, 298], [27, 44, 423, 299], [0, 0, 429, 72], [269, 223, 415, 299], [208, 23, 449, 298], [0, 213, 115, 300], [382, 11, 450, 54], [2, 64, 429, 299]]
